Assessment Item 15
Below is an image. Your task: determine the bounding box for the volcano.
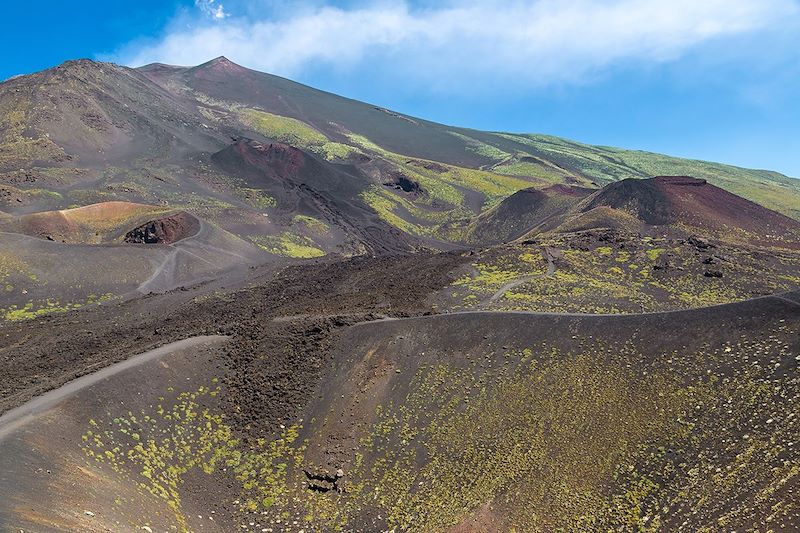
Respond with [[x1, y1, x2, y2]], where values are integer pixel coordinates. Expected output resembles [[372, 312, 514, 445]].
[[0, 57, 799, 533]]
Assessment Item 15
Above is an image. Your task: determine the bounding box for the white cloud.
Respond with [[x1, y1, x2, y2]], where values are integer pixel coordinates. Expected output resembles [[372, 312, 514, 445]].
[[195, 0, 228, 20], [118, 0, 798, 90]]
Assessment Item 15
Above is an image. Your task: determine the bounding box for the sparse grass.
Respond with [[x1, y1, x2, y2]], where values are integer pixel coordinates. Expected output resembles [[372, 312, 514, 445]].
[[240, 109, 328, 147], [74, 316, 800, 531], [249, 232, 326, 259], [491, 160, 563, 180], [494, 132, 800, 220], [442, 236, 800, 313], [239, 109, 361, 161], [3, 293, 115, 321], [360, 186, 423, 235], [166, 193, 236, 219], [0, 253, 37, 283], [82, 384, 307, 532], [346, 351, 688, 531], [65, 202, 169, 234], [351, 133, 534, 208], [0, 96, 68, 166], [237, 187, 276, 209], [349, 133, 539, 238], [292, 215, 330, 234], [437, 165, 535, 207], [448, 131, 510, 161], [299, 324, 798, 531]]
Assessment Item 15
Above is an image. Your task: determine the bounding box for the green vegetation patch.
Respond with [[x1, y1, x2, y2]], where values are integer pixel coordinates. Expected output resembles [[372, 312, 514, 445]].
[[448, 131, 511, 161], [349, 133, 537, 239], [240, 109, 328, 146], [494, 132, 800, 220], [82, 384, 306, 532], [345, 351, 688, 531], [0, 97, 68, 166], [292, 214, 330, 234], [3, 293, 115, 321], [237, 187, 276, 209], [249, 232, 326, 259], [239, 109, 360, 161], [299, 328, 799, 531], [77, 327, 800, 531], [0, 253, 37, 283], [360, 186, 426, 236], [442, 237, 800, 314]]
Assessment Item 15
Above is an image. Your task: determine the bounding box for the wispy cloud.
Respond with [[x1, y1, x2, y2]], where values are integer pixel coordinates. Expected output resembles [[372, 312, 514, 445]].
[[116, 0, 798, 90], [195, 0, 227, 20]]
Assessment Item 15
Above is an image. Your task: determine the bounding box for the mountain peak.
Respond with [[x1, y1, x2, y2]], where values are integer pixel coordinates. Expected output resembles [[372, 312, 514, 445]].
[[35, 58, 123, 82], [202, 55, 247, 70], [52, 58, 103, 74]]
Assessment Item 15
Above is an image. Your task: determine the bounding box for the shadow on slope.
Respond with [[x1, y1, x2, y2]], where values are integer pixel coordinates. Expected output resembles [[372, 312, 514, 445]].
[[482, 176, 800, 249], [465, 184, 592, 244]]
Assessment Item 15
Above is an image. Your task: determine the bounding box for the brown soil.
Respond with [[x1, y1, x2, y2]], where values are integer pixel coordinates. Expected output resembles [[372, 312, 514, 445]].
[[581, 176, 800, 247], [1, 247, 798, 531], [0, 251, 466, 440]]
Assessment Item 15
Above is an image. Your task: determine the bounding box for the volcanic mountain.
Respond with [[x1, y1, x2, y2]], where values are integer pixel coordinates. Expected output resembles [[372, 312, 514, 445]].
[[211, 138, 416, 255], [0, 56, 799, 533], [1, 56, 797, 310]]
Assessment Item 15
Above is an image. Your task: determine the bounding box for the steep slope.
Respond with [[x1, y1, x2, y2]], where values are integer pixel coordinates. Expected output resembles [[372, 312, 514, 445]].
[[144, 57, 487, 168], [464, 176, 800, 249], [465, 184, 592, 244], [0, 59, 225, 170], [211, 138, 419, 255], [565, 176, 800, 247], [295, 299, 800, 531], [1, 53, 799, 533], [1, 56, 799, 324], [462, 131, 800, 220], [1, 56, 797, 247], [139, 57, 800, 221]]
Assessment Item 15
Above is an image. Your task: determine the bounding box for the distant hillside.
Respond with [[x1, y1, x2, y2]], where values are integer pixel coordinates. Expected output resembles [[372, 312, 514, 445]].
[[481, 176, 800, 249], [465, 184, 592, 244], [0, 56, 797, 290], [465, 131, 800, 221], [145, 56, 800, 222]]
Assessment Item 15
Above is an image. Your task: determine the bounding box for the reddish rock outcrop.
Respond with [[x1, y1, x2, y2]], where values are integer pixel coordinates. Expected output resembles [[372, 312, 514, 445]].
[[124, 212, 200, 244]]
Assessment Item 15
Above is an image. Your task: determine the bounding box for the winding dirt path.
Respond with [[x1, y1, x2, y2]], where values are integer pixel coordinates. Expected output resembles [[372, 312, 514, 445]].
[[482, 247, 556, 306], [0, 335, 228, 442]]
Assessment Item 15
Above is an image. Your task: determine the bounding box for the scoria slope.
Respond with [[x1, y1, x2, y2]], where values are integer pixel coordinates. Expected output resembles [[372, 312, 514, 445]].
[[0, 254, 797, 531]]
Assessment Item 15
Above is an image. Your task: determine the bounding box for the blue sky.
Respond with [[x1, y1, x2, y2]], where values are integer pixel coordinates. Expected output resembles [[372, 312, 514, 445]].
[[4, 0, 800, 177]]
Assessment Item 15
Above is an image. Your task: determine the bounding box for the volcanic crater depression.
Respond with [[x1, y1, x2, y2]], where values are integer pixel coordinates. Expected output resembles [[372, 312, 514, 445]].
[[123, 211, 201, 244]]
